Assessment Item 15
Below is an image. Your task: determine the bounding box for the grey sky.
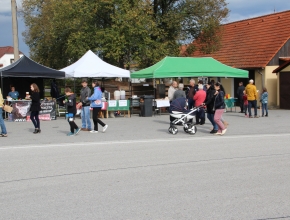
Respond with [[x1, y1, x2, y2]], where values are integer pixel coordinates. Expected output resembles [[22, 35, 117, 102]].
[[1, 0, 290, 56]]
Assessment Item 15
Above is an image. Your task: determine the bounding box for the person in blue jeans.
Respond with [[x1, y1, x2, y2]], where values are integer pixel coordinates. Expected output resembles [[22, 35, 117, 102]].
[[260, 87, 268, 117], [78, 79, 92, 131], [0, 89, 8, 137], [204, 82, 218, 134]]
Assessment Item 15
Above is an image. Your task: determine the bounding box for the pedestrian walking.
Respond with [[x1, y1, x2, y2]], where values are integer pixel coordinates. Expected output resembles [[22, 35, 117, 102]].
[[28, 83, 41, 134], [0, 89, 8, 137], [87, 80, 108, 133], [64, 88, 81, 136], [204, 82, 218, 134], [260, 87, 268, 117], [78, 79, 92, 131], [213, 82, 227, 135]]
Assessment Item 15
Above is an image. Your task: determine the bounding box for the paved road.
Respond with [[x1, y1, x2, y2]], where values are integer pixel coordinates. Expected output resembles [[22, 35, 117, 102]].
[[1, 110, 290, 219]]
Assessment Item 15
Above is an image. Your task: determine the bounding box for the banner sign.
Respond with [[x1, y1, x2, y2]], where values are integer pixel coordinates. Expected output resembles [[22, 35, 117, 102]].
[[11, 100, 56, 122]]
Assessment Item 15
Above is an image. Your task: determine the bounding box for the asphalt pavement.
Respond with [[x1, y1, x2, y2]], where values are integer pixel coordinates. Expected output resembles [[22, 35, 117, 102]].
[[1, 110, 290, 219]]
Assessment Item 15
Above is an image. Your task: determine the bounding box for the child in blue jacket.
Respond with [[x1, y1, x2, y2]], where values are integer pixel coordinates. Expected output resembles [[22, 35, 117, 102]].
[[87, 80, 108, 133], [260, 87, 268, 117]]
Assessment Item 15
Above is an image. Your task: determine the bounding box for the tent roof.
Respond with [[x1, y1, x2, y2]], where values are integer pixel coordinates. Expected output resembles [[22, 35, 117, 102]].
[[60, 50, 130, 78], [0, 55, 65, 78], [130, 57, 248, 78]]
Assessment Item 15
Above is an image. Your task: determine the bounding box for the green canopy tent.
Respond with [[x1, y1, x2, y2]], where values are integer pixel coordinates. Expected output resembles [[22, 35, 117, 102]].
[[131, 57, 248, 78]]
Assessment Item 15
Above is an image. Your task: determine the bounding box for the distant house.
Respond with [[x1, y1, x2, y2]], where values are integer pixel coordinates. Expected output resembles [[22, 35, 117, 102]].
[[181, 10, 290, 108], [0, 46, 23, 68]]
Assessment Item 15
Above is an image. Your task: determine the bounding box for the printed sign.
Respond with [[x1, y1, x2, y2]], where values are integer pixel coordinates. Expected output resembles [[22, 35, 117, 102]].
[[11, 100, 56, 122], [108, 100, 117, 107], [118, 100, 127, 107]]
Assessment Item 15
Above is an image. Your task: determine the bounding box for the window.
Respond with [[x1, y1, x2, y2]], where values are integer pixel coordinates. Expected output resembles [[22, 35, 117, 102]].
[[10, 59, 15, 64]]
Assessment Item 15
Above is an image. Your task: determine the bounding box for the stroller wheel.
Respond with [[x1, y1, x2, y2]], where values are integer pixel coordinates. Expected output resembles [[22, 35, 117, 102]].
[[184, 124, 197, 135], [168, 125, 178, 135]]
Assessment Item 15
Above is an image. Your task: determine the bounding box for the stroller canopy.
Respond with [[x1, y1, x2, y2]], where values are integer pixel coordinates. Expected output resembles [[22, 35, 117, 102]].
[[169, 97, 187, 112]]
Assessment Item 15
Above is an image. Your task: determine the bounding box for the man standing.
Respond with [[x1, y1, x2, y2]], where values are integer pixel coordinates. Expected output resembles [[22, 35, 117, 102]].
[[186, 79, 196, 110], [237, 82, 245, 113], [168, 81, 178, 122], [245, 79, 258, 118], [168, 81, 178, 101], [173, 83, 186, 100], [79, 79, 92, 131]]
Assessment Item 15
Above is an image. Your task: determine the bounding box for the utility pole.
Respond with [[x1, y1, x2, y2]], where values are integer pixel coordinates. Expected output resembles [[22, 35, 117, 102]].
[[11, 0, 20, 62]]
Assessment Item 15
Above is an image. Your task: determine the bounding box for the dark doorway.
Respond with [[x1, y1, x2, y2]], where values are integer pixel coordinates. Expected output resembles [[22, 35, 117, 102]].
[[280, 72, 290, 109], [234, 69, 255, 97]]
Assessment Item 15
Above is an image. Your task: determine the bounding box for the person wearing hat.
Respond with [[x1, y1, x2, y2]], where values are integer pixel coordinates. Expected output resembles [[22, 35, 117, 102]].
[[78, 79, 92, 131], [0, 89, 8, 137]]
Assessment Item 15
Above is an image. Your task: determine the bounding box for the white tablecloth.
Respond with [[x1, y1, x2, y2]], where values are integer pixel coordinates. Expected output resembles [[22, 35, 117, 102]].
[[155, 100, 170, 107]]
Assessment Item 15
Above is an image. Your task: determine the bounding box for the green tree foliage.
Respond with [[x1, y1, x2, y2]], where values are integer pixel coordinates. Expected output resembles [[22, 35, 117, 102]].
[[21, 0, 228, 69]]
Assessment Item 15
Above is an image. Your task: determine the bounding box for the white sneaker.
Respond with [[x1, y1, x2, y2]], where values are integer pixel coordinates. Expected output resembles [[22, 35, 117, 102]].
[[90, 130, 98, 133], [221, 129, 227, 135], [103, 125, 108, 133]]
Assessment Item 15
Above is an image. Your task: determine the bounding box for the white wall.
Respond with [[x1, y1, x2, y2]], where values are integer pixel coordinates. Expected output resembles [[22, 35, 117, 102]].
[[0, 54, 23, 68]]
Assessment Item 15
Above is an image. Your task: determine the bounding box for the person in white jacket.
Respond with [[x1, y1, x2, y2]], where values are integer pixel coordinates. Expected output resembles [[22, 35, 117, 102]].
[[168, 81, 178, 101]]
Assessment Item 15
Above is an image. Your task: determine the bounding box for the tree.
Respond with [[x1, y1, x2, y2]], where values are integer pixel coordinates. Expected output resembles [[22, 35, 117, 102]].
[[21, 0, 228, 69]]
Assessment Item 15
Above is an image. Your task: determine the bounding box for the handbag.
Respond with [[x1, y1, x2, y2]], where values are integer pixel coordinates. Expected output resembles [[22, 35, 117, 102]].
[[3, 104, 13, 113]]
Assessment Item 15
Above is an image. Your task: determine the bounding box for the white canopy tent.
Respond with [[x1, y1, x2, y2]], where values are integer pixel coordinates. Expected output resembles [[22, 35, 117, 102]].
[[60, 50, 130, 78]]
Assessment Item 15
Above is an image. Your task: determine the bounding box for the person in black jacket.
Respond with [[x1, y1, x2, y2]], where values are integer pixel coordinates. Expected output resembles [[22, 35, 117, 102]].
[[28, 83, 41, 134], [64, 88, 81, 136], [204, 82, 218, 134], [237, 82, 245, 113], [213, 82, 227, 135]]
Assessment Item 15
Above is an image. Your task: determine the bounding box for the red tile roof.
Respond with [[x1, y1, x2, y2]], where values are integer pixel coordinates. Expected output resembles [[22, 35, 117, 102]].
[[272, 60, 290, 73], [0, 46, 23, 59], [181, 10, 290, 68]]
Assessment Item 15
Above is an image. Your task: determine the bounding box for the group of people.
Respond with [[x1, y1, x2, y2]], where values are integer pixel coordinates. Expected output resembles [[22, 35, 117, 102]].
[[237, 80, 269, 118], [0, 79, 108, 137], [168, 79, 228, 135], [0, 83, 41, 137], [0, 78, 270, 138], [64, 79, 108, 136]]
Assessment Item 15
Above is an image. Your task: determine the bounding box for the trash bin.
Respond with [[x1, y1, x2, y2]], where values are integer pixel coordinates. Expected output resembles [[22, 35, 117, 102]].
[[140, 95, 154, 117]]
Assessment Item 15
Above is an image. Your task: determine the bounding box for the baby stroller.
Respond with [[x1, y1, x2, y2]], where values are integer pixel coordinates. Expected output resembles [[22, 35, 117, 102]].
[[168, 97, 202, 135]]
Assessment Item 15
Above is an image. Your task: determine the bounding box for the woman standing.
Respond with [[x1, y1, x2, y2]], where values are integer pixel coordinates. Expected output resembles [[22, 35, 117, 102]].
[[28, 83, 41, 134], [87, 80, 108, 133], [204, 82, 218, 134], [213, 82, 227, 135], [0, 89, 8, 137]]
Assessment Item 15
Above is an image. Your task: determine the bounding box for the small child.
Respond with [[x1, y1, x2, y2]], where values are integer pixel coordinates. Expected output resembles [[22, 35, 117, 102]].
[[260, 87, 268, 117], [64, 88, 81, 136], [242, 90, 248, 117]]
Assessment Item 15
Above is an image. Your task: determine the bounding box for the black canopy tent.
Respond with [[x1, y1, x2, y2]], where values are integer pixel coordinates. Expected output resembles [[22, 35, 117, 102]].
[[0, 55, 65, 98]]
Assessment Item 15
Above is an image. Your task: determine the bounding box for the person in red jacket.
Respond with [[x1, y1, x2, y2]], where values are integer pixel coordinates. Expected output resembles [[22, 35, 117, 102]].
[[194, 84, 206, 125]]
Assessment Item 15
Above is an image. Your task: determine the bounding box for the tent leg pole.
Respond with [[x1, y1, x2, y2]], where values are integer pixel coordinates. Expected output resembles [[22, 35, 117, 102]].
[[74, 78, 76, 93], [0, 73, 3, 94]]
